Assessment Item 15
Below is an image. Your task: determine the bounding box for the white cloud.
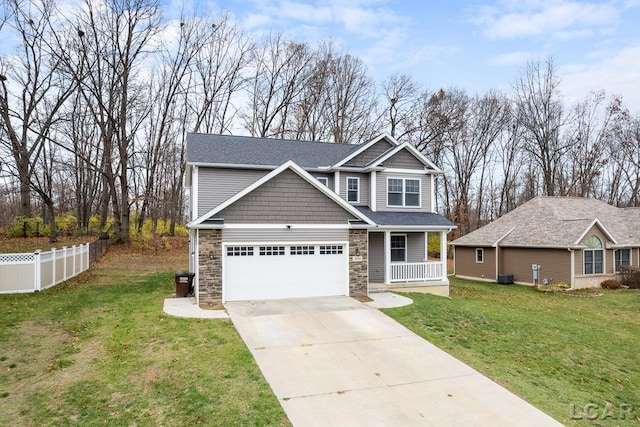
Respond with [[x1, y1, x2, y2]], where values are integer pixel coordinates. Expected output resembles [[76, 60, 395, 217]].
[[474, 1, 620, 39], [560, 44, 640, 112]]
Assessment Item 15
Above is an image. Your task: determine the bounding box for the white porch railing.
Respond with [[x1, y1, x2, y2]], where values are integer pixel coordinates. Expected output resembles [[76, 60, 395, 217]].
[[390, 261, 443, 282]]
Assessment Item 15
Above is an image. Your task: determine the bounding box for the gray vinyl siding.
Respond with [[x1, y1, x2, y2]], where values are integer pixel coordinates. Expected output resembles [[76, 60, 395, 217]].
[[198, 168, 267, 216], [313, 173, 334, 190], [376, 172, 431, 212], [345, 139, 393, 166], [215, 169, 357, 224], [382, 149, 425, 170], [340, 173, 369, 206], [407, 233, 426, 262], [369, 232, 384, 281], [222, 228, 348, 242]]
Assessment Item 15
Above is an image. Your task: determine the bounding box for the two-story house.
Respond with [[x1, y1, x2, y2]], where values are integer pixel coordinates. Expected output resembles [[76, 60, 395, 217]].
[[185, 133, 455, 305]]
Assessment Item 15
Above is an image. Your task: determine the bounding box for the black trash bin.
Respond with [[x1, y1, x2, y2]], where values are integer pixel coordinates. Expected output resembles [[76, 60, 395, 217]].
[[175, 271, 195, 297]]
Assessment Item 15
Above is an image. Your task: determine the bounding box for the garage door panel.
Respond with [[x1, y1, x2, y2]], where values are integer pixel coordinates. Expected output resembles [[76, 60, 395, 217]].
[[224, 243, 348, 302]]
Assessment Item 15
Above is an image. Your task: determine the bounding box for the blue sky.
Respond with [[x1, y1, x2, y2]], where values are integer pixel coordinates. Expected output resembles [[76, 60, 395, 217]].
[[198, 0, 640, 112]]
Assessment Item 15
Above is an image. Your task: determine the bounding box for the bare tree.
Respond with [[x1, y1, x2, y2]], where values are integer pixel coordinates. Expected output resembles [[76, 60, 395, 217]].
[[243, 33, 312, 138], [189, 12, 252, 134], [513, 58, 568, 196], [0, 0, 75, 218], [381, 73, 419, 139], [564, 91, 618, 197], [58, 0, 162, 243]]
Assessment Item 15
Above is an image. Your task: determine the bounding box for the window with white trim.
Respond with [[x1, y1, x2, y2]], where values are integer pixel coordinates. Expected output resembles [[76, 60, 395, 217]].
[[316, 177, 329, 187], [319, 245, 343, 255], [390, 235, 407, 262], [259, 246, 285, 256], [227, 246, 254, 256], [476, 248, 484, 263], [290, 245, 315, 255], [346, 177, 359, 203], [387, 178, 420, 207], [583, 236, 604, 274], [615, 248, 631, 272]]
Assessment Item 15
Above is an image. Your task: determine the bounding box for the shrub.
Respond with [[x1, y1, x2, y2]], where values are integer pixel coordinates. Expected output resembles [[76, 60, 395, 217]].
[[619, 266, 640, 289], [10, 216, 50, 237], [600, 279, 622, 290]]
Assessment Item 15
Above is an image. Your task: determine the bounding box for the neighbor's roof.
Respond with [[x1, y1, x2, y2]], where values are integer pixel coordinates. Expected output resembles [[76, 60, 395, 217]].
[[186, 133, 359, 168], [356, 207, 455, 228], [451, 196, 640, 248]]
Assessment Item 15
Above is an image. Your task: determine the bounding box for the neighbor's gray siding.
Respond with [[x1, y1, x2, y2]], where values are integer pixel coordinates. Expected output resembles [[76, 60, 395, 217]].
[[198, 168, 267, 216], [214, 169, 356, 224], [345, 139, 393, 166], [369, 232, 384, 281], [339, 172, 370, 206], [376, 171, 431, 212], [382, 149, 425, 170], [501, 247, 571, 284], [455, 246, 496, 280], [222, 228, 348, 242]]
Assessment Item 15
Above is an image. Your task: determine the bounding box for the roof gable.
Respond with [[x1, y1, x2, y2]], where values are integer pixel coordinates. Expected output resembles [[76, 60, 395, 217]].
[[368, 142, 442, 172], [189, 161, 374, 227], [333, 133, 398, 167]]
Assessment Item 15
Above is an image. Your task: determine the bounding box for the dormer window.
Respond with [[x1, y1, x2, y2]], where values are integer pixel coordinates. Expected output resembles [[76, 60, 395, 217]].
[[387, 178, 420, 207], [347, 177, 359, 203], [316, 177, 329, 187]]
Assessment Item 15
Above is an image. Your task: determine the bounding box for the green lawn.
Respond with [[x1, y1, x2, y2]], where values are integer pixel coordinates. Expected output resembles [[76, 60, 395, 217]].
[[0, 245, 289, 426], [384, 278, 640, 426]]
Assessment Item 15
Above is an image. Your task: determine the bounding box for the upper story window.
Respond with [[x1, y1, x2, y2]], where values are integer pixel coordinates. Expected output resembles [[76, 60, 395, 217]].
[[615, 249, 631, 272], [584, 235, 604, 274], [316, 177, 329, 187], [347, 177, 359, 203], [387, 178, 420, 207]]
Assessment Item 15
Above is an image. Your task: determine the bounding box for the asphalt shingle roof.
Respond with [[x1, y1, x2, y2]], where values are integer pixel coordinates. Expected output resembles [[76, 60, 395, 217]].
[[186, 133, 360, 168], [451, 196, 640, 247], [356, 207, 455, 228]]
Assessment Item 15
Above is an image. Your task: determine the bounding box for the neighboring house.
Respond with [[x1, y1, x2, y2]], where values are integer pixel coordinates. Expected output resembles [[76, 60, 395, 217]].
[[451, 196, 640, 289], [185, 133, 455, 304]]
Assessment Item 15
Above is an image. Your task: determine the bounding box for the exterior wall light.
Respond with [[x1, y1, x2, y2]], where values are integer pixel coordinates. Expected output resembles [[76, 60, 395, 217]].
[[355, 248, 361, 256], [209, 251, 215, 260]]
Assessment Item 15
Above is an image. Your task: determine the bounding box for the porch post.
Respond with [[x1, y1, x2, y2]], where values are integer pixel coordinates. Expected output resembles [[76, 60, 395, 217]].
[[424, 232, 429, 261], [384, 230, 391, 284], [440, 230, 448, 283]]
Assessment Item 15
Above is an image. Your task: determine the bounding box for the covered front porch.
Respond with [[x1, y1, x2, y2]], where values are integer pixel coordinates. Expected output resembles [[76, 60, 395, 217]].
[[368, 229, 450, 296]]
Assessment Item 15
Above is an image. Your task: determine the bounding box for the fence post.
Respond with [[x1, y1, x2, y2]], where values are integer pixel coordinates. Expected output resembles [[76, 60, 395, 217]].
[[85, 243, 90, 271], [72, 245, 77, 276], [62, 246, 67, 281], [34, 250, 41, 292], [51, 248, 57, 285]]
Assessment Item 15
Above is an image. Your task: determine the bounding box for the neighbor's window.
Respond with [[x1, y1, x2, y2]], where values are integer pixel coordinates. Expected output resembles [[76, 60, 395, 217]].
[[387, 178, 420, 207], [316, 177, 329, 187], [476, 248, 484, 263], [390, 235, 407, 262], [615, 249, 631, 272], [347, 177, 359, 203], [584, 236, 604, 274]]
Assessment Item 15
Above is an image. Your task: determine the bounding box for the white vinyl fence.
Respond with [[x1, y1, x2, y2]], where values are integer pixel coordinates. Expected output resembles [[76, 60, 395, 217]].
[[0, 244, 90, 294]]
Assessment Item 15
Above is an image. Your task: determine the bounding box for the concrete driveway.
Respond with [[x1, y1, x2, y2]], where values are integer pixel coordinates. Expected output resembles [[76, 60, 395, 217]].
[[225, 296, 562, 427]]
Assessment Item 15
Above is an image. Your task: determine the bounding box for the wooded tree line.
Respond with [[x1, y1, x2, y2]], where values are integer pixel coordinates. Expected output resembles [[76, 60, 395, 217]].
[[0, 0, 638, 243]]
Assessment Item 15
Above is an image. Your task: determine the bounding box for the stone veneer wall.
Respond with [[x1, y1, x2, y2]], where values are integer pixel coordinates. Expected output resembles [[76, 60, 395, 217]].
[[349, 229, 368, 298], [198, 229, 222, 305]]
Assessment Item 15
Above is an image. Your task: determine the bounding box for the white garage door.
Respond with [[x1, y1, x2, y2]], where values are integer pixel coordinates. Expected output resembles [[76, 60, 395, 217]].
[[223, 243, 349, 302]]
